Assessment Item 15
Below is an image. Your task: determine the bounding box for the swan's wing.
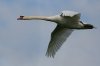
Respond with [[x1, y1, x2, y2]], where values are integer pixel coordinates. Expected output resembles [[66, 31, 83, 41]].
[[60, 11, 80, 20], [46, 25, 73, 57]]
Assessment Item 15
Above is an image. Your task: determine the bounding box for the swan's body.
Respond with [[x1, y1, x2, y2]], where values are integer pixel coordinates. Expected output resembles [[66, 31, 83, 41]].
[[17, 10, 94, 58]]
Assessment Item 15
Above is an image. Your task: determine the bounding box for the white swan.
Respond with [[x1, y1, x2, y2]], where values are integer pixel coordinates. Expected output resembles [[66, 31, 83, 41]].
[[17, 10, 94, 58]]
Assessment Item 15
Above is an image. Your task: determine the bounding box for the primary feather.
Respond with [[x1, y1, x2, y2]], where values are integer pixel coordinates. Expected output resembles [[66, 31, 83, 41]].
[[46, 25, 73, 57]]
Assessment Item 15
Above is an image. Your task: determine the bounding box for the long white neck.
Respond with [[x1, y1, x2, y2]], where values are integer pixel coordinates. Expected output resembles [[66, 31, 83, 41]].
[[17, 16, 53, 21]]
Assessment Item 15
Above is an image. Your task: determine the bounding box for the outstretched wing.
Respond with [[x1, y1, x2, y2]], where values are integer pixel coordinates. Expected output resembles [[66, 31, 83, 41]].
[[60, 11, 80, 20], [46, 25, 73, 57]]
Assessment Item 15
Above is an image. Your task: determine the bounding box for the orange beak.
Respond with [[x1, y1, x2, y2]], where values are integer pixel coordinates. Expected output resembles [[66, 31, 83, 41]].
[[17, 16, 24, 20]]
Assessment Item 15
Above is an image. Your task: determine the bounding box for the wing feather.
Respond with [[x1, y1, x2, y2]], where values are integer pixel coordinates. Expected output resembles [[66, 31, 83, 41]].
[[46, 25, 73, 57], [60, 11, 80, 20]]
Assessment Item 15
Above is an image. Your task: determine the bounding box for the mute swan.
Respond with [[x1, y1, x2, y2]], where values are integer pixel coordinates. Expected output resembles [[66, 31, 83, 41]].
[[17, 10, 94, 58]]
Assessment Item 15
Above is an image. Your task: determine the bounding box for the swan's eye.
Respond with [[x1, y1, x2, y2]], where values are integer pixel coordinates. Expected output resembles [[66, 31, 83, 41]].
[[20, 16, 24, 19]]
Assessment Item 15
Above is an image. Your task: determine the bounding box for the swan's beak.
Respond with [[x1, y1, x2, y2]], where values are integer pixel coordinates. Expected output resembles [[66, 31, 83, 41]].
[[17, 16, 24, 20]]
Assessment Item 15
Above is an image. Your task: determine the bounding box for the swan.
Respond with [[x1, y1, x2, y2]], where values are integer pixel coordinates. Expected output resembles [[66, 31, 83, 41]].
[[17, 10, 94, 58]]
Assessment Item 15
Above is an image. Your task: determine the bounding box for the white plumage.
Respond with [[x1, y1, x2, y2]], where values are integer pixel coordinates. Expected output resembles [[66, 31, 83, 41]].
[[17, 10, 94, 58], [61, 11, 80, 17]]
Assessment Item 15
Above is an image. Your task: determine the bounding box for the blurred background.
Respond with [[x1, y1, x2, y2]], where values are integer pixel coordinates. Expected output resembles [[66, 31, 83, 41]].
[[0, 0, 100, 66]]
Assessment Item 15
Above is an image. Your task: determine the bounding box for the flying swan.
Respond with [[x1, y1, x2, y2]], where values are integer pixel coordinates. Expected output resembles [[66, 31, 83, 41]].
[[17, 10, 94, 58]]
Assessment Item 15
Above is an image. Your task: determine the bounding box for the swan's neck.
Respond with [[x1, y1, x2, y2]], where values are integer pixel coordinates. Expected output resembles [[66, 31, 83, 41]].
[[17, 16, 52, 21]]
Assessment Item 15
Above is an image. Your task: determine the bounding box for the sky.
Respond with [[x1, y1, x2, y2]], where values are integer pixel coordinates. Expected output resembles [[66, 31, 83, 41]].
[[0, 0, 100, 66]]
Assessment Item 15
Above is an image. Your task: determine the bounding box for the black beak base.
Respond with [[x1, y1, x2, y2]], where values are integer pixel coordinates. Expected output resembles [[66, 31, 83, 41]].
[[17, 16, 24, 20]]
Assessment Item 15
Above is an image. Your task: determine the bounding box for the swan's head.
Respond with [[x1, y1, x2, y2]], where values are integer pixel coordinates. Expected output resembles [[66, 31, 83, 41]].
[[17, 16, 32, 20], [17, 16, 25, 20]]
